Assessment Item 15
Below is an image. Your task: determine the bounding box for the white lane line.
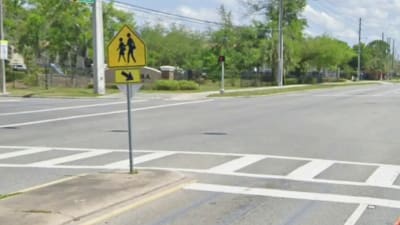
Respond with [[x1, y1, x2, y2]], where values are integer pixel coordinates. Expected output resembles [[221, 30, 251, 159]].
[[315, 86, 383, 97], [0, 100, 146, 116], [369, 88, 400, 97], [0, 99, 21, 103], [344, 204, 368, 225], [0, 99, 213, 128], [29, 150, 111, 166], [287, 160, 334, 179], [0, 148, 50, 160], [208, 155, 267, 173], [105, 152, 176, 169], [184, 183, 400, 209], [314, 94, 400, 97], [366, 166, 400, 187]]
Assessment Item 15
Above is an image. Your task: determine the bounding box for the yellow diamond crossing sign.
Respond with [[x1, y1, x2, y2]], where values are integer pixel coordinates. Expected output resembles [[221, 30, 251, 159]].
[[107, 25, 147, 68]]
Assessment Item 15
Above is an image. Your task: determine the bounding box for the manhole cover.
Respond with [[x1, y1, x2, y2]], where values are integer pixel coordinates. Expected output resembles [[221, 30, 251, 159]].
[[110, 130, 128, 133], [2, 127, 19, 130], [203, 132, 228, 136]]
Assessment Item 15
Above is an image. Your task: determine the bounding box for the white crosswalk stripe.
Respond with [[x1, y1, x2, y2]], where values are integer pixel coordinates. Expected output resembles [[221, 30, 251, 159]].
[[287, 159, 334, 179], [366, 165, 400, 187], [0, 145, 399, 225], [0, 147, 50, 160], [208, 155, 267, 173], [29, 150, 111, 166], [105, 151, 176, 169], [0, 145, 399, 191]]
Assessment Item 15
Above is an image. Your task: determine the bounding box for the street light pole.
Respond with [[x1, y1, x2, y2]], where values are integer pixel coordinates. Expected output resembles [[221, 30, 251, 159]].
[[357, 18, 362, 80], [0, 0, 6, 95], [277, 0, 284, 87]]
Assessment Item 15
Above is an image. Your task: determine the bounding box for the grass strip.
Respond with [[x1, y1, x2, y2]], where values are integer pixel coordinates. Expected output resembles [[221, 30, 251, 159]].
[[0, 192, 21, 200], [209, 82, 380, 97], [8, 87, 120, 98]]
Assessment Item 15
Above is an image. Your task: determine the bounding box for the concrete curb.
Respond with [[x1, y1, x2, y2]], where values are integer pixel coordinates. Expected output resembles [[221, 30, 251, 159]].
[[0, 170, 192, 225]]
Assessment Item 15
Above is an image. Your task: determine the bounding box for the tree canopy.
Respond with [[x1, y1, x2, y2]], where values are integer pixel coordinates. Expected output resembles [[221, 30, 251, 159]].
[[3, 0, 397, 84]]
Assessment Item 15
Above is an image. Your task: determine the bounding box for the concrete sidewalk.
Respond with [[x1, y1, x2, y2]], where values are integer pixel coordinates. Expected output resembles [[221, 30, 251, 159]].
[[130, 84, 310, 101], [0, 170, 190, 225]]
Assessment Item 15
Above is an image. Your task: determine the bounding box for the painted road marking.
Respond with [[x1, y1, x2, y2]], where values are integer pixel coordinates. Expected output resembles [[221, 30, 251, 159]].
[[369, 87, 400, 97], [1, 146, 400, 190], [287, 160, 334, 179], [366, 166, 400, 187], [0, 99, 21, 103], [314, 86, 383, 97], [343, 204, 368, 225], [0, 99, 213, 128], [1, 163, 400, 192], [208, 155, 267, 173], [184, 183, 400, 209], [105, 152, 176, 169], [139, 167, 400, 191], [0, 100, 146, 116], [29, 150, 111, 166], [80, 179, 193, 225], [0, 147, 50, 160]]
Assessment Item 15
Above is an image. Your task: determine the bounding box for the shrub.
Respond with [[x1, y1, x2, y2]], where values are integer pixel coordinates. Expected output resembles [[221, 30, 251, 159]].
[[154, 80, 179, 90], [285, 78, 299, 85], [178, 80, 199, 90], [6, 70, 26, 82], [304, 76, 317, 84], [106, 84, 119, 89]]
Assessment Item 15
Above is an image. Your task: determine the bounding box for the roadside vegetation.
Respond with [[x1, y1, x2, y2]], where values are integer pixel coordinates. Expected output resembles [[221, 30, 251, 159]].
[[0, 193, 20, 200], [3, 0, 399, 97], [7, 84, 120, 98], [209, 82, 381, 97]]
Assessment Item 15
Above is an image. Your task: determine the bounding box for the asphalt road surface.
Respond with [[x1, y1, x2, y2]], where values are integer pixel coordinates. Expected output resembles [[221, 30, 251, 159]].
[[1, 83, 400, 225]]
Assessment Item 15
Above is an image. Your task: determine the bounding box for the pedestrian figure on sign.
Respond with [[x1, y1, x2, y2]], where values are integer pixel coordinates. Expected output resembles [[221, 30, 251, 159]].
[[117, 37, 126, 63], [126, 33, 136, 63]]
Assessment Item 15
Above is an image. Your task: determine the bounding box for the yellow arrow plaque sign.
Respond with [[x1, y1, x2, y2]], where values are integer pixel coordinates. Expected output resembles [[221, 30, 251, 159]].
[[115, 69, 142, 84]]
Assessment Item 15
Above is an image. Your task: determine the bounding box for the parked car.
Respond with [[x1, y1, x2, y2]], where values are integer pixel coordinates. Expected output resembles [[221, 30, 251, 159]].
[[12, 64, 27, 71]]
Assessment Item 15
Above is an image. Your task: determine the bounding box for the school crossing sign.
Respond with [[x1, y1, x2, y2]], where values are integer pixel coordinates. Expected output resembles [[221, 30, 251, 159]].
[[107, 25, 147, 174], [107, 25, 147, 68]]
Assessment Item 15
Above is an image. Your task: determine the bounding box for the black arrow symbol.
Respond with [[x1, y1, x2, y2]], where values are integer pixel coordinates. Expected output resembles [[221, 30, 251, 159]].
[[121, 71, 134, 81]]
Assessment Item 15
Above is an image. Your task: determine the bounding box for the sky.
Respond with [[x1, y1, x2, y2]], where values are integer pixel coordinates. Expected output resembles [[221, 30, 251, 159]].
[[115, 0, 400, 55]]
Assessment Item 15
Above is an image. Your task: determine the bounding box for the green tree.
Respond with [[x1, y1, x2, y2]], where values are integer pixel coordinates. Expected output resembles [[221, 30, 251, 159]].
[[364, 40, 390, 77], [302, 36, 355, 71], [245, 0, 307, 82], [4, 0, 28, 47], [16, 0, 135, 75], [103, 1, 136, 46]]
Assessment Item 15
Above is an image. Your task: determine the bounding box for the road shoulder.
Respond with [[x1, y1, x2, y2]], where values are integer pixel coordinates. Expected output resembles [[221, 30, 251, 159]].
[[0, 170, 191, 225]]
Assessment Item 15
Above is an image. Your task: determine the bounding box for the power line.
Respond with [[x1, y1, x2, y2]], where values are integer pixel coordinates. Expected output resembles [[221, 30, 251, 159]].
[[310, 1, 358, 28], [109, 1, 223, 26]]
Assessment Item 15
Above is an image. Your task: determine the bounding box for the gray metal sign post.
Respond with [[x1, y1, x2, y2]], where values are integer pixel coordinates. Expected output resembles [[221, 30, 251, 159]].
[[126, 83, 134, 174]]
